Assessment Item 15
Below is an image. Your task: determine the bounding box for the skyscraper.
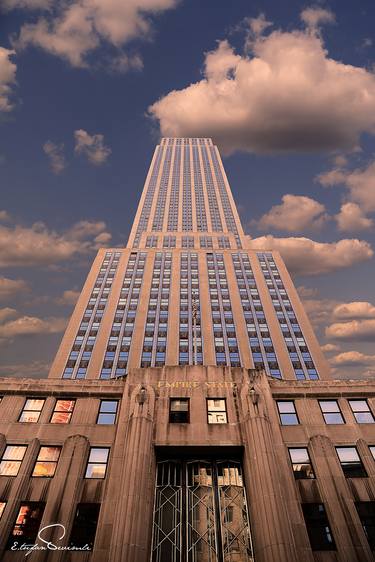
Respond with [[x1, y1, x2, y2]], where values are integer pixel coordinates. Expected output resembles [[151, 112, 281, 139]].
[[49, 137, 329, 382], [0, 139, 374, 562]]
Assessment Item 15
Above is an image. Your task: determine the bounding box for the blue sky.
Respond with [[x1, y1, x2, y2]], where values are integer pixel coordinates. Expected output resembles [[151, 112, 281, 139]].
[[1, 0, 375, 378]]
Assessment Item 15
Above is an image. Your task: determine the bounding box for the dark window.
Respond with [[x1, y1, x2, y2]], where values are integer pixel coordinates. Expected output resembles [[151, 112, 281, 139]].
[[319, 400, 344, 424], [336, 447, 367, 478], [6, 502, 45, 550], [96, 400, 118, 424], [169, 399, 189, 423], [289, 448, 315, 479], [355, 502, 375, 550], [348, 400, 375, 424], [302, 503, 336, 551], [276, 401, 299, 425], [69, 503, 100, 550], [50, 399, 75, 424]]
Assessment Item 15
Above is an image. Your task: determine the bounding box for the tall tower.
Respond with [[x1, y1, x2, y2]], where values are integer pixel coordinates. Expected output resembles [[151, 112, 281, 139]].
[[48, 137, 329, 381]]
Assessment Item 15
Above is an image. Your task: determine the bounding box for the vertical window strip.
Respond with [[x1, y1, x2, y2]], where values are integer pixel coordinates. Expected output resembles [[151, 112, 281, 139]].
[[62, 252, 122, 379], [232, 253, 281, 378], [167, 146, 181, 231], [133, 146, 163, 247], [179, 253, 203, 365], [182, 146, 193, 231], [209, 146, 241, 248], [152, 146, 173, 231], [201, 146, 223, 232], [141, 252, 172, 367], [206, 253, 241, 367], [192, 146, 208, 232], [99, 252, 146, 379], [257, 252, 319, 380]]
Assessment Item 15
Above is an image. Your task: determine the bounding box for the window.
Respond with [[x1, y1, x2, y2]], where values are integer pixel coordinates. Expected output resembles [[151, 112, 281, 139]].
[[0, 501, 6, 519], [69, 503, 101, 550], [207, 399, 227, 424], [302, 503, 336, 551], [169, 399, 189, 423], [370, 446, 375, 460], [336, 447, 367, 478], [50, 399, 75, 424], [288, 448, 315, 479], [85, 447, 110, 479], [0, 445, 27, 476], [97, 400, 118, 424], [276, 401, 299, 425], [348, 400, 375, 424], [6, 503, 45, 549], [319, 400, 344, 424], [355, 502, 375, 550], [19, 398, 45, 423], [32, 446, 61, 477]]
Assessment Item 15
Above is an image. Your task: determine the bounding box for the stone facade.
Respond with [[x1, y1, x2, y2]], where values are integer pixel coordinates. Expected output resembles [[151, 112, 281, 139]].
[[0, 366, 374, 561]]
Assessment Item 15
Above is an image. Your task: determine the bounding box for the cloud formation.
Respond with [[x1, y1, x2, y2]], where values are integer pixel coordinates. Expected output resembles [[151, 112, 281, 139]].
[[326, 319, 375, 341], [149, 15, 375, 154], [0, 276, 29, 300], [12, 0, 177, 68], [43, 140, 66, 174], [257, 194, 328, 232], [330, 351, 375, 367], [0, 314, 67, 339], [333, 301, 375, 320], [300, 6, 335, 30], [0, 360, 50, 378], [249, 235, 373, 276], [335, 202, 373, 232], [74, 129, 111, 165], [0, 217, 112, 267], [0, 46, 17, 112]]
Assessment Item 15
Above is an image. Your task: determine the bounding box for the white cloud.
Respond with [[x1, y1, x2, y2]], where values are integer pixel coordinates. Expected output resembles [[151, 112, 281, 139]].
[[257, 194, 328, 232], [247, 13, 273, 38], [0, 46, 17, 112], [326, 318, 375, 341], [0, 217, 112, 267], [300, 6, 335, 30], [300, 297, 339, 327], [149, 20, 375, 154], [13, 0, 177, 68], [333, 301, 375, 320], [249, 235, 373, 276], [330, 351, 375, 367], [0, 276, 29, 300], [321, 343, 340, 353], [43, 140, 66, 174], [56, 289, 80, 306], [318, 160, 375, 213], [0, 314, 67, 339], [335, 202, 373, 232], [1, 0, 51, 10], [74, 129, 111, 165]]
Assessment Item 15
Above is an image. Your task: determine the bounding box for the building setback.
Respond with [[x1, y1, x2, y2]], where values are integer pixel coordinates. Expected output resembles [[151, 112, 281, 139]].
[[0, 138, 374, 562]]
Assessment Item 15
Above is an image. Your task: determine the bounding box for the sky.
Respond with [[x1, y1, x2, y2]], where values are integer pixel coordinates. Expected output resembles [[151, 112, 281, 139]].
[[1, 0, 375, 380]]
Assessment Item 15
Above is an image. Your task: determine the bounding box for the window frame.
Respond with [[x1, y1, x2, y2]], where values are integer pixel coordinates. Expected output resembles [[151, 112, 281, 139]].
[[96, 400, 119, 425], [206, 398, 228, 424], [0, 445, 28, 476], [288, 447, 315, 480], [348, 399, 375, 424], [318, 399, 345, 425], [169, 398, 190, 423], [69, 503, 101, 550], [85, 447, 110, 479], [18, 398, 45, 423], [302, 503, 336, 551], [50, 399, 76, 424], [31, 446, 61, 478], [336, 446, 367, 478], [276, 400, 299, 425]]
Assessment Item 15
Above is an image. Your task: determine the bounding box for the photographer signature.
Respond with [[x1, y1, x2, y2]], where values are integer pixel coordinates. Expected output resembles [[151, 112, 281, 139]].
[[10, 524, 91, 557]]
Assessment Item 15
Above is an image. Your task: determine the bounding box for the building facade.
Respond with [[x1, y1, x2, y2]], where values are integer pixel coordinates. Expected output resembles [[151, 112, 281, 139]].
[[0, 138, 374, 561]]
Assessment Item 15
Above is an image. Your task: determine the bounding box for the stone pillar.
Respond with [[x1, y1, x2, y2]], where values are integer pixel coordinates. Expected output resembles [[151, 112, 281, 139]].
[[309, 434, 374, 562], [239, 372, 302, 562], [108, 383, 156, 562]]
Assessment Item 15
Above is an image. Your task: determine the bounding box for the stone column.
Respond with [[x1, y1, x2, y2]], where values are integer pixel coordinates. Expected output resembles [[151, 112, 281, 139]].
[[309, 434, 374, 562], [108, 383, 156, 562], [239, 372, 303, 562]]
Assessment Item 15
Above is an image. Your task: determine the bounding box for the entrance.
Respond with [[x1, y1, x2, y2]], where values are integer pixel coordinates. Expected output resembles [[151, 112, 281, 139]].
[[151, 459, 254, 562]]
